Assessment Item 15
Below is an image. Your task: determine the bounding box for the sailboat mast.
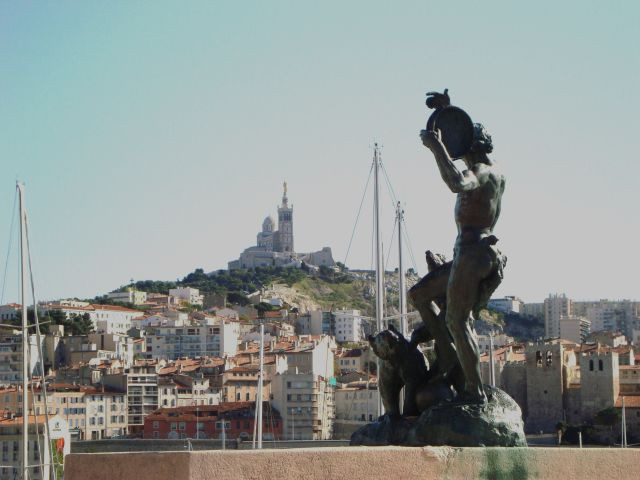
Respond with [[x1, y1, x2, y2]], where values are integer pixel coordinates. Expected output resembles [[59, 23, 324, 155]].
[[396, 202, 407, 337], [373, 144, 384, 417], [18, 182, 29, 480], [257, 323, 264, 449]]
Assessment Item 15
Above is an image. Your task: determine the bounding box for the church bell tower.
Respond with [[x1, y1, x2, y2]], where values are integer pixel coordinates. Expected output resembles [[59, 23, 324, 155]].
[[275, 181, 294, 253]]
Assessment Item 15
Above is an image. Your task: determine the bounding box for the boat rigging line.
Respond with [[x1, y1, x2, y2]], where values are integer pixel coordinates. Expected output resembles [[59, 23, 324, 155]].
[[0, 187, 18, 305], [342, 161, 374, 268]]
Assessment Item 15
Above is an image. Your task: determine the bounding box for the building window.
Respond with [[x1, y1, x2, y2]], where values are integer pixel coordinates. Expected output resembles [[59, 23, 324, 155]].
[[153, 421, 159, 429], [589, 359, 594, 371], [545, 351, 552, 366], [535, 351, 542, 367], [599, 359, 603, 371]]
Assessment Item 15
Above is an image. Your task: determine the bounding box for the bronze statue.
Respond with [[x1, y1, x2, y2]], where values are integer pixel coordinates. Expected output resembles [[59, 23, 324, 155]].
[[351, 90, 525, 447], [409, 90, 506, 404]]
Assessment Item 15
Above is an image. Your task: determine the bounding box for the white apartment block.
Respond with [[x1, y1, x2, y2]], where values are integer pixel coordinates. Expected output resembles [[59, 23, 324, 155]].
[[584, 300, 639, 338], [487, 296, 523, 314], [107, 290, 148, 305], [284, 336, 335, 379], [270, 372, 335, 440], [158, 374, 220, 408], [102, 365, 158, 436], [559, 316, 591, 344], [92, 305, 140, 335], [335, 382, 378, 424], [144, 320, 240, 360], [169, 287, 204, 306], [43, 303, 140, 335], [544, 293, 572, 338], [0, 334, 44, 385], [477, 333, 515, 353], [0, 386, 127, 441], [0, 414, 70, 480], [332, 309, 364, 343], [87, 332, 138, 367]]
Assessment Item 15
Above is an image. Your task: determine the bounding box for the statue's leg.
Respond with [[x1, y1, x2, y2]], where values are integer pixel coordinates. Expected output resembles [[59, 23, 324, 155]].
[[379, 364, 403, 417], [408, 263, 458, 381], [402, 385, 419, 417], [445, 248, 494, 402]]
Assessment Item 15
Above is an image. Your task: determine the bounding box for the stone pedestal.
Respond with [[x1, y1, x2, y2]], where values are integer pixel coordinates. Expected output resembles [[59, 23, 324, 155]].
[[351, 386, 526, 447]]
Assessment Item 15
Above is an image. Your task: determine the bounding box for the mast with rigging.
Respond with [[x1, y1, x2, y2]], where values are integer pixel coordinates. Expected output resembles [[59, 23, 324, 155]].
[[18, 183, 29, 480], [373, 144, 384, 417]]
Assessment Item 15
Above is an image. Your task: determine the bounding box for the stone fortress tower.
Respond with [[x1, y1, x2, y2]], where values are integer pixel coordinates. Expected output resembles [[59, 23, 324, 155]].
[[228, 182, 335, 270], [525, 341, 568, 433], [579, 347, 620, 420]]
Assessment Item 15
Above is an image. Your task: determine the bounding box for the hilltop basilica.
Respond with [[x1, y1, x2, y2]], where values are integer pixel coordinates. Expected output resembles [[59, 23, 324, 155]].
[[228, 182, 335, 270]]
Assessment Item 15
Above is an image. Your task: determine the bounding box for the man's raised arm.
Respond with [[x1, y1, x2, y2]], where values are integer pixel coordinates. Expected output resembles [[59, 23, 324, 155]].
[[420, 129, 478, 193]]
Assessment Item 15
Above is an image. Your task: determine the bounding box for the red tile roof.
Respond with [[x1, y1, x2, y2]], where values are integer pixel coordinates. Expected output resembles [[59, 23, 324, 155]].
[[91, 304, 140, 313], [615, 396, 640, 408]]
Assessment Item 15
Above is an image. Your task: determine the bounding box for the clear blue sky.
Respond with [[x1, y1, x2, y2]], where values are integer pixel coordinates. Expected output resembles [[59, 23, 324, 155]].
[[1, 1, 638, 303]]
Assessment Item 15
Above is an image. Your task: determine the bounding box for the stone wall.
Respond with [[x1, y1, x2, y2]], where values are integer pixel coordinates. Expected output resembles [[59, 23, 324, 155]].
[[65, 446, 640, 480], [71, 439, 350, 453]]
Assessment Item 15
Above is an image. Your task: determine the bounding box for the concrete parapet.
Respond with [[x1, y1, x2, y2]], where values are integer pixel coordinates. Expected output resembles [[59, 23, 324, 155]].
[[65, 446, 640, 480], [71, 439, 350, 453]]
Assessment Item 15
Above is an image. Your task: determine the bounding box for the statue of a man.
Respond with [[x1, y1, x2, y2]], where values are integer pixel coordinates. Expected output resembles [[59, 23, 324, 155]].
[[409, 118, 505, 404]]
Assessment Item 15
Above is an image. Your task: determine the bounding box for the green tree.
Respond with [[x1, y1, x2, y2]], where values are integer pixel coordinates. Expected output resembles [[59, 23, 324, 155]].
[[67, 313, 93, 335], [227, 291, 251, 306], [255, 302, 275, 316]]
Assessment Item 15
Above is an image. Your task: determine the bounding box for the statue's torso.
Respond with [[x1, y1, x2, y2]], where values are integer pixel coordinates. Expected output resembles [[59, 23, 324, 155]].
[[454, 164, 505, 246]]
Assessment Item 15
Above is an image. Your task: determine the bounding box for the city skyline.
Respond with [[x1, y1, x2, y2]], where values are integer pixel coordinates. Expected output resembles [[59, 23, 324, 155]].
[[1, 2, 639, 303]]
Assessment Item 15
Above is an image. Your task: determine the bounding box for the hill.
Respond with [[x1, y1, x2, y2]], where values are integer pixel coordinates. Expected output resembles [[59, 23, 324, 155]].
[[101, 266, 385, 316], [101, 266, 542, 341]]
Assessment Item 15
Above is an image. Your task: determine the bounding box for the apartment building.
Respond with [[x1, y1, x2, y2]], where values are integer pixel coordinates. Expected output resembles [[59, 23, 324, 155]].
[[271, 372, 334, 440], [0, 384, 127, 440], [0, 334, 44, 385], [168, 287, 204, 307], [107, 289, 148, 305], [332, 309, 364, 343], [334, 380, 377, 439], [143, 402, 282, 440], [102, 364, 158, 436], [544, 293, 572, 338], [0, 414, 70, 480], [158, 374, 220, 408], [145, 320, 240, 360]]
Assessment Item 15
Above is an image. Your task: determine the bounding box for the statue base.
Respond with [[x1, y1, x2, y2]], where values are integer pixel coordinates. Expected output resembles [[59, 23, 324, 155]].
[[350, 386, 526, 447]]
